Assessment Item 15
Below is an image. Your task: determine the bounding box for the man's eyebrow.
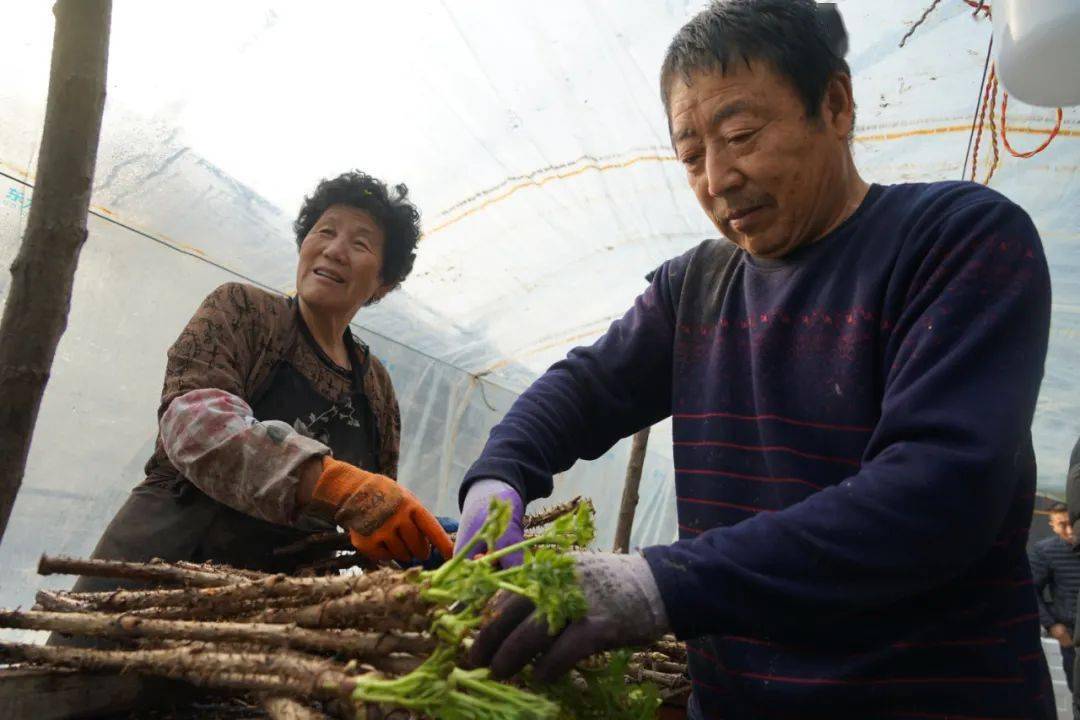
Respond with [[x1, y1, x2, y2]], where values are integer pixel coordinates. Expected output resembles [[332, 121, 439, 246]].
[[673, 127, 698, 144], [672, 100, 754, 145], [711, 100, 752, 126]]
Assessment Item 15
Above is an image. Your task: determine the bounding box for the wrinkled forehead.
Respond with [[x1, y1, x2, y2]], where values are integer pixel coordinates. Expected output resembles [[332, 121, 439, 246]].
[[666, 63, 784, 140]]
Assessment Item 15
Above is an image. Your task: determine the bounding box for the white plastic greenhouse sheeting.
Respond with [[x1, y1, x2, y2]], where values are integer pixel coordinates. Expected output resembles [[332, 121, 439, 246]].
[[0, 1, 1077, 618]]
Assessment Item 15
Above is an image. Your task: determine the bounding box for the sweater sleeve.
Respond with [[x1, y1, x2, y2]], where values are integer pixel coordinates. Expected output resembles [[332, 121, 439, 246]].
[[157, 284, 328, 525], [1029, 542, 1055, 629], [459, 252, 689, 506], [643, 198, 1051, 638]]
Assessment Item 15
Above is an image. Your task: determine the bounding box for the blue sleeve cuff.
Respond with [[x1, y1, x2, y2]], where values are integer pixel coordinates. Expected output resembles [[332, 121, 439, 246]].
[[642, 542, 730, 640]]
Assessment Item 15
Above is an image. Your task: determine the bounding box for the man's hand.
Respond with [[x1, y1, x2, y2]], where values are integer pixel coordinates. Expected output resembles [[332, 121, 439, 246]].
[[454, 479, 525, 568], [1049, 623, 1073, 647], [469, 552, 670, 683], [300, 456, 452, 563]]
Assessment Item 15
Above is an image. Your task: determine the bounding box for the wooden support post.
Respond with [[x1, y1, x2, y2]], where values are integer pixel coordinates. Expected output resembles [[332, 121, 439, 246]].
[[0, 0, 112, 542], [613, 427, 651, 553]]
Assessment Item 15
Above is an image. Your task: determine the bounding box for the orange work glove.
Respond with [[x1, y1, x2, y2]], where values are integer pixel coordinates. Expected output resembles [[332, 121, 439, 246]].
[[311, 457, 453, 563]]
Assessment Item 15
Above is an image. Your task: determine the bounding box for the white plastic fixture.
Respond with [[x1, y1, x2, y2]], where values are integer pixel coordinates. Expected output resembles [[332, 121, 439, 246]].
[[992, 0, 1080, 107]]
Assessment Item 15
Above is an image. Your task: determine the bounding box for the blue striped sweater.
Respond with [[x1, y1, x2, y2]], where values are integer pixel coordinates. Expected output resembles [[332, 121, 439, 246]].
[[463, 181, 1053, 719]]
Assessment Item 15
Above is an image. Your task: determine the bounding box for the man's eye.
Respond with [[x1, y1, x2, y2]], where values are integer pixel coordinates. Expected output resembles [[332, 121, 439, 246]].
[[319, 227, 334, 235], [728, 130, 758, 144], [681, 153, 703, 167]]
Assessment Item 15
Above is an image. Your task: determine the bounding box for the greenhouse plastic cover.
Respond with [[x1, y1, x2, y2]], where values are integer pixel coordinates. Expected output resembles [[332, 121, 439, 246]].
[[0, 1, 1077, 616]]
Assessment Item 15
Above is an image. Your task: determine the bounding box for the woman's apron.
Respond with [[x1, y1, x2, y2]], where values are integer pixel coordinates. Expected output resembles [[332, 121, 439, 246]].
[[70, 313, 380, 593]]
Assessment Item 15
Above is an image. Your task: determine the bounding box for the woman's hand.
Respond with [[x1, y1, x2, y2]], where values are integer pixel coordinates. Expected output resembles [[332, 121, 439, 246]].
[[298, 456, 452, 562]]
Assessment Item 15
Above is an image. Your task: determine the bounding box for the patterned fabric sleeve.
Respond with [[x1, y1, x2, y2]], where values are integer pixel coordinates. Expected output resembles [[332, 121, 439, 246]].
[[160, 387, 329, 524], [160, 283, 263, 409], [155, 283, 326, 525]]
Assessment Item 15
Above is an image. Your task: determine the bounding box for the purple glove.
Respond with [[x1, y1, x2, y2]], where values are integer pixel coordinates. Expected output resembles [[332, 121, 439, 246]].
[[455, 479, 525, 568], [469, 552, 670, 682]]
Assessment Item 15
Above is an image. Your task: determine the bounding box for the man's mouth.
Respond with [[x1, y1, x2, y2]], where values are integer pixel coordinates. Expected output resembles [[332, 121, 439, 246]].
[[724, 205, 763, 222], [313, 268, 345, 284], [723, 205, 767, 233]]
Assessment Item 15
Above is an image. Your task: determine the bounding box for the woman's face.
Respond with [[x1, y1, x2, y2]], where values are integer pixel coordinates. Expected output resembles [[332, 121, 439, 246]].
[[296, 204, 391, 319]]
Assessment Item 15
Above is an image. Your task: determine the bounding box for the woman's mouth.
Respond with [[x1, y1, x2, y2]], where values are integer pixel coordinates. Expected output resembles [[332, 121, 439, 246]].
[[313, 268, 345, 284]]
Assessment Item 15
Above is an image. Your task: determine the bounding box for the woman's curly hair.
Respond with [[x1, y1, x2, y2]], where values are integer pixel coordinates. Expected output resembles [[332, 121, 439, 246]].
[[293, 171, 421, 290]]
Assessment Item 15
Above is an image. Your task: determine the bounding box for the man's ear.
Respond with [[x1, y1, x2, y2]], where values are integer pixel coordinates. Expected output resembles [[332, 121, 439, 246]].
[[822, 73, 856, 140]]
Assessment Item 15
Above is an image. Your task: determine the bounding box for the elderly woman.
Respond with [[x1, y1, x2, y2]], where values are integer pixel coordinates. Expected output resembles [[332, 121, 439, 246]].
[[72, 171, 450, 590]]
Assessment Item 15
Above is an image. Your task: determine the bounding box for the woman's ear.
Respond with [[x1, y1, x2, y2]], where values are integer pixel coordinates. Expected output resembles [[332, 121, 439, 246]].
[[366, 282, 397, 306]]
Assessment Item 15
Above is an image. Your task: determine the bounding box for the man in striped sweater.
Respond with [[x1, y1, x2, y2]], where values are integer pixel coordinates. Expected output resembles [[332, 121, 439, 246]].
[[455, 1, 1054, 717]]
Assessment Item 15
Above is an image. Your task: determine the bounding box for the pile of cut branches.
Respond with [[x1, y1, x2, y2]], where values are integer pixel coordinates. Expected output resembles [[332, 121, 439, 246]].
[[0, 499, 688, 719]]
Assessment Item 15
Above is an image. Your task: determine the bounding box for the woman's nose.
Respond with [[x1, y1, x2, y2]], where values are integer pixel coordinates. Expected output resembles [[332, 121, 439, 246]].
[[321, 237, 347, 263]]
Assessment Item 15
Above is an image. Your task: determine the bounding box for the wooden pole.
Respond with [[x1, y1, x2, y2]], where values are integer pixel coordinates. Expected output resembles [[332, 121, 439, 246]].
[[613, 427, 651, 553], [0, 0, 112, 542]]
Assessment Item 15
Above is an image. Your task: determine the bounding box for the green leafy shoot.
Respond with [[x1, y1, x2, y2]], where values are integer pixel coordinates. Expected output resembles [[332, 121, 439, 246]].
[[528, 649, 662, 720], [427, 498, 512, 588], [444, 667, 560, 720], [352, 646, 560, 720], [351, 645, 454, 711], [379, 499, 654, 719], [422, 500, 596, 638], [479, 497, 512, 552], [489, 548, 587, 633], [483, 501, 595, 566]]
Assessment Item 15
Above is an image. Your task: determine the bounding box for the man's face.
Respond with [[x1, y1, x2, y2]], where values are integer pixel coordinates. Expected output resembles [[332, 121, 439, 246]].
[[667, 61, 854, 258], [296, 205, 390, 319], [1050, 511, 1075, 543]]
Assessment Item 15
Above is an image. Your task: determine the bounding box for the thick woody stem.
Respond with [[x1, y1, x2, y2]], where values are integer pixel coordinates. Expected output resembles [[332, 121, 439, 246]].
[[173, 560, 270, 582], [38, 555, 238, 587], [649, 638, 687, 661], [34, 589, 92, 613], [524, 497, 590, 530], [0, 642, 359, 700], [248, 577, 430, 632], [625, 665, 688, 689], [0, 610, 434, 658], [53, 569, 403, 615]]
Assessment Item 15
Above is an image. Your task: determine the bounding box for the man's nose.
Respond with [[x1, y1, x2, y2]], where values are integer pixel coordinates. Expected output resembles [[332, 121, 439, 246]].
[[706, 146, 742, 198]]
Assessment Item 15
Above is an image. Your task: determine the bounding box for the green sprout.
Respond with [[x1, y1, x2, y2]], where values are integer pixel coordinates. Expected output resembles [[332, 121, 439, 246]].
[[422, 500, 595, 637], [528, 650, 662, 720], [357, 500, 658, 719], [352, 645, 559, 720]]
